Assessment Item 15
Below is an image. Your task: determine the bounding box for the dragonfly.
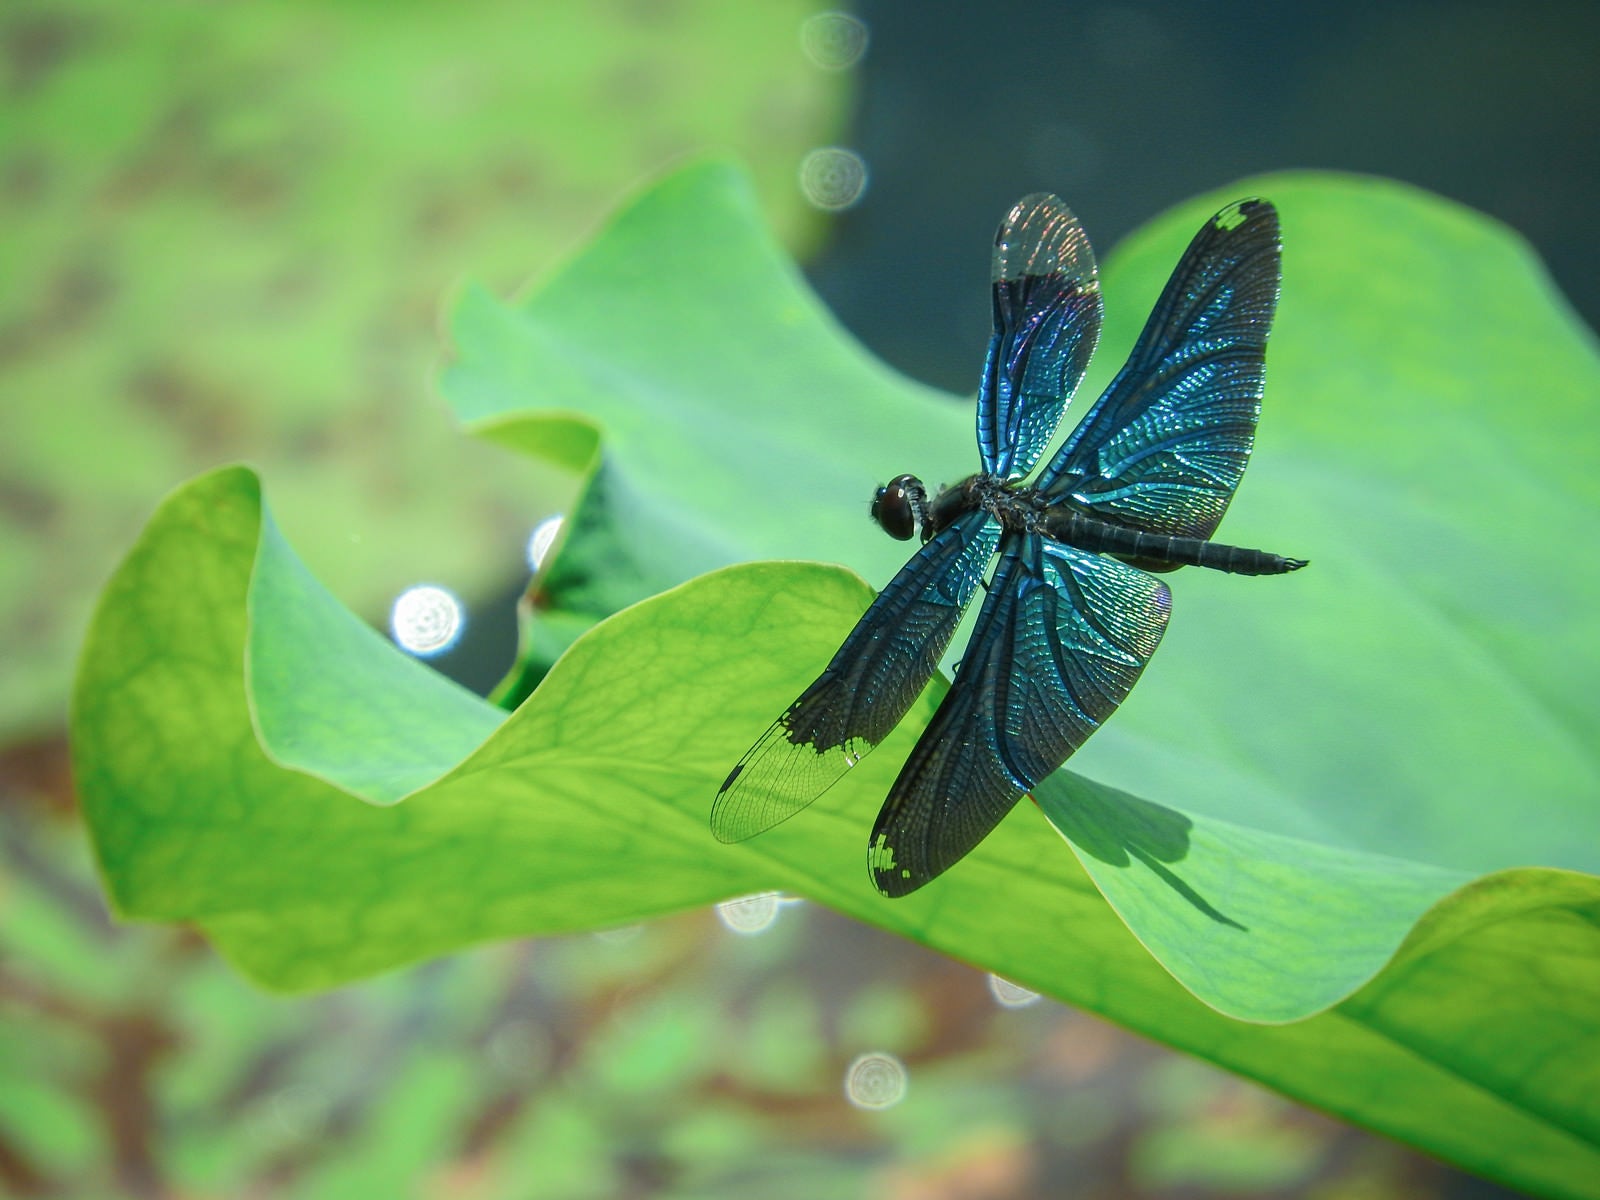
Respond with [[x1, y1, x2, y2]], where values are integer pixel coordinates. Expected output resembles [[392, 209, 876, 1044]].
[[712, 193, 1306, 897]]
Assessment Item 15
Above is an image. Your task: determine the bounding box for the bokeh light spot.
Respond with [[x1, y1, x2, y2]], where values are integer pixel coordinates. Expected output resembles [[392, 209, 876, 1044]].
[[988, 974, 1043, 1008], [716, 892, 783, 935], [799, 147, 868, 211], [800, 12, 869, 71], [390, 584, 464, 656], [526, 514, 565, 573], [844, 1052, 908, 1109]]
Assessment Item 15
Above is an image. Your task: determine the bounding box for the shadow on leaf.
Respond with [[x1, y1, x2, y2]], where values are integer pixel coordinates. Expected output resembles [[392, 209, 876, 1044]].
[[1036, 774, 1247, 931]]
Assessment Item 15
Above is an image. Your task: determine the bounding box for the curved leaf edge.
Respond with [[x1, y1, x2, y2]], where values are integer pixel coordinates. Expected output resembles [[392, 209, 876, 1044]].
[[71, 464, 1600, 1036], [1047, 766, 1595, 1023]]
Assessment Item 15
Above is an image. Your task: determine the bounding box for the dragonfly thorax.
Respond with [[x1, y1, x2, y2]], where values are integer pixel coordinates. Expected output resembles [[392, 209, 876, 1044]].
[[873, 472, 1048, 544]]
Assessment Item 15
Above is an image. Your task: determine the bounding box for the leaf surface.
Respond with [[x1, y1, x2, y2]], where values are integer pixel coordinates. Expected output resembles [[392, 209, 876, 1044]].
[[73, 163, 1600, 1196]]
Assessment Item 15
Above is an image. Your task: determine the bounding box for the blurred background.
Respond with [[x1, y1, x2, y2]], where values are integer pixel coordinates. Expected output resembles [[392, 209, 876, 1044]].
[[4, 1, 1595, 1196]]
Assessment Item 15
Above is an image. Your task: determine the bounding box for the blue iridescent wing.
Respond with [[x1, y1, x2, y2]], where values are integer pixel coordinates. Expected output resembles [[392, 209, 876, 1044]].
[[1035, 199, 1280, 540], [978, 194, 1104, 480], [868, 535, 1170, 896], [712, 511, 1001, 844]]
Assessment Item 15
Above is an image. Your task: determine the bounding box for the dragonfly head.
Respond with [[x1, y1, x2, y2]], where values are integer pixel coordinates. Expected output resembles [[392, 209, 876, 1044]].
[[871, 473, 928, 541]]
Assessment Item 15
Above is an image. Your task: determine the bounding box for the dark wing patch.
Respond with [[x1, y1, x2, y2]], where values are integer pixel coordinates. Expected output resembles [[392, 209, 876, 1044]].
[[978, 194, 1103, 481], [868, 535, 1170, 896], [711, 511, 1001, 844], [1037, 199, 1280, 540]]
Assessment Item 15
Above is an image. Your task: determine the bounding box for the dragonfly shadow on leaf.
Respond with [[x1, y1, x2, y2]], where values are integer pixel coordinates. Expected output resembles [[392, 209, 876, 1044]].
[[1036, 774, 1247, 932]]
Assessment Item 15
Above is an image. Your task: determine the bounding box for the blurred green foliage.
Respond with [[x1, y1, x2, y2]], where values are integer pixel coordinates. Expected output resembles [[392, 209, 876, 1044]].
[[0, 0, 845, 736], [4, 805, 1455, 1197]]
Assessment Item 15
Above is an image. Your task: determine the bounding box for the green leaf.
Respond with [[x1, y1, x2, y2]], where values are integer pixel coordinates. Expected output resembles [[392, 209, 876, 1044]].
[[446, 160, 969, 650], [73, 162, 1600, 1196]]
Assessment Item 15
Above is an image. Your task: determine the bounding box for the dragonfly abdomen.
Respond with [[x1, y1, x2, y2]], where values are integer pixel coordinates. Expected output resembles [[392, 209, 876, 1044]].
[[1042, 509, 1307, 576]]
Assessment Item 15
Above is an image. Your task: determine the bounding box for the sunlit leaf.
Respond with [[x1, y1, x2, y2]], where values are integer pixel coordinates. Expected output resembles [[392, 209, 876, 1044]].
[[73, 162, 1600, 1196]]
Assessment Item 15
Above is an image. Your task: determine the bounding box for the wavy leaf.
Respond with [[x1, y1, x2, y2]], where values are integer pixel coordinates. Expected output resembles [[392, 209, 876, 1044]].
[[73, 163, 1600, 1196]]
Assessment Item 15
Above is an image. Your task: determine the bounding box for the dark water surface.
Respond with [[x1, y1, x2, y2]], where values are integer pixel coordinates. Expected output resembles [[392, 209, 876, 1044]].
[[809, 0, 1599, 393]]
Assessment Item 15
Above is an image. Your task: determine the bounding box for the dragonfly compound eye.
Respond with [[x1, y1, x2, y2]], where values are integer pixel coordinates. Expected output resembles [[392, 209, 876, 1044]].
[[871, 474, 923, 541]]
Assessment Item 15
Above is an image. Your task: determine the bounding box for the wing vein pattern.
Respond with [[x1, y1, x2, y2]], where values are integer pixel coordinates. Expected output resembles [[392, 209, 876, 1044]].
[[1038, 198, 1281, 540], [869, 535, 1171, 896], [978, 194, 1104, 480], [712, 510, 1001, 844]]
